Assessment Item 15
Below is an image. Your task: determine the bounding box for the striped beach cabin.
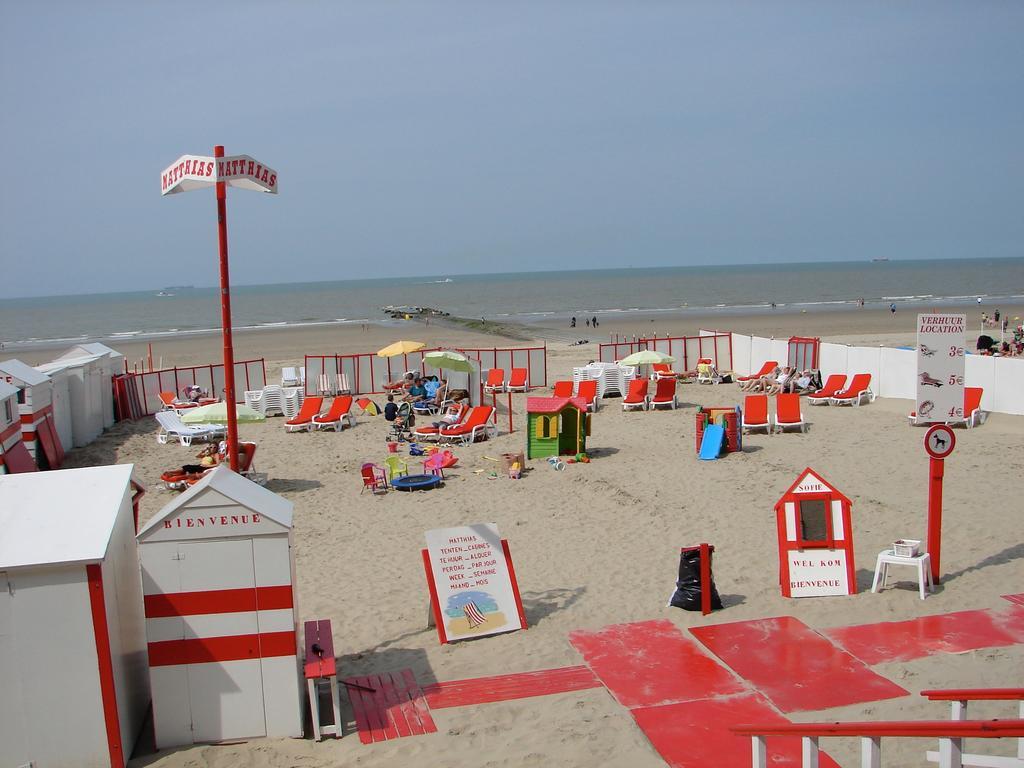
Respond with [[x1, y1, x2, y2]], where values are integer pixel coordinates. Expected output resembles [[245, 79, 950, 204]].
[[137, 466, 303, 747], [0, 380, 37, 474], [0, 358, 64, 469]]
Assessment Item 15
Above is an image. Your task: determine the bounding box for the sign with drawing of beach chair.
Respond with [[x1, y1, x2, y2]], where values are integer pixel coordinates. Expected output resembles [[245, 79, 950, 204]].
[[916, 314, 965, 424], [422, 522, 528, 644]]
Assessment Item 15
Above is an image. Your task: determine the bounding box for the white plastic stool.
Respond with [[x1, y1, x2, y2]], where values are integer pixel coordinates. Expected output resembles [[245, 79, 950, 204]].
[[871, 550, 934, 599]]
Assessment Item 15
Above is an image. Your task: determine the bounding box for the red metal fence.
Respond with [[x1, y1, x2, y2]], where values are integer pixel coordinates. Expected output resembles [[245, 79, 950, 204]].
[[114, 359, 267, 420], [598, 334, 733, 372]]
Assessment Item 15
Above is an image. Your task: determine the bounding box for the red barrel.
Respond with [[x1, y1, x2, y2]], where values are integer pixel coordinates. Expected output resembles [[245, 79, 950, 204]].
[[723, 410, 739, 452]]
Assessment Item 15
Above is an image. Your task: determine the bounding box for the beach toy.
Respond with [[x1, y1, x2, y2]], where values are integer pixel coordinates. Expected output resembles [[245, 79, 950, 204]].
[[547, 457, 566, 471], [576, 453, 590, 463], [509, 461, 521, 479], [387, 442, 399, 453], [698, 424, 725, 460], [408, 444, 425, 456]]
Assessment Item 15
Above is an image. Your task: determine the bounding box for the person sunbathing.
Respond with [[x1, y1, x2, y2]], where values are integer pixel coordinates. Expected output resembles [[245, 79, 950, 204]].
[[404, 377, 428, 403], [741, 367, 780, 392], [785, 370, 814, 394], [384, 372, 414, 393], [767, 367, 795, 395]]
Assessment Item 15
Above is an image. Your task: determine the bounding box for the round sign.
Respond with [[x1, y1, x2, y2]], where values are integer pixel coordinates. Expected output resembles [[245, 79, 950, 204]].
[[924, 424, 956, 459]]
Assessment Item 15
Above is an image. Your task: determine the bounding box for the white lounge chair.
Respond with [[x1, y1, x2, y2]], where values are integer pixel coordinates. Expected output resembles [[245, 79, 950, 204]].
[[281, 366, 301, 387], [155, 411, 226, 447]]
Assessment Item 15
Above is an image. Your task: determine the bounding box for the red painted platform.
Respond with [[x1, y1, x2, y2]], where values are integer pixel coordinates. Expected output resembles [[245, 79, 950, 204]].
[[1003, 594, 1024, 608], [422, 665, 601, 709], [825, 607, 1024, 666], [343, 669, 437, 744], [569, 619, 745, 708], [691, 616, 908, 712], [632, 692, 841, 768]]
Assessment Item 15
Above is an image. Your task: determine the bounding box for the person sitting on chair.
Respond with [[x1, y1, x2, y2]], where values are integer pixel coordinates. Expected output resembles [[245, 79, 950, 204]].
[[404, 377, 428, 403]]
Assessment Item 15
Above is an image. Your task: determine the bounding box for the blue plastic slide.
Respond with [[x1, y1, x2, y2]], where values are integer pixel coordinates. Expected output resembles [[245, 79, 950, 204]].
[[698, 424, 725, 460]]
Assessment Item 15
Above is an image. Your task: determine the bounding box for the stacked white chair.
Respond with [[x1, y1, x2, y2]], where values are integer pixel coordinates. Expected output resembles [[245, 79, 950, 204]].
[[282, 387, 305, 419]]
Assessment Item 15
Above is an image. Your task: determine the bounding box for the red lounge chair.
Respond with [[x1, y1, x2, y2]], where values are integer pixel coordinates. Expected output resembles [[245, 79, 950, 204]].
[[312, 396, 355, 431], [484, 368, 505, 394], [506, 368, 528, 393], [412, 403, 468, 440], [773, 393, 806, 433], [159, 391, 198, 413], [286, 396, 324, 432], [650, 378, 677, 410], [553, 380, 574, 398], [737, 361, 778, 383], [807, 374, 847, 405], [577, 380, 600, 412], [742, 394, 770, 433], [439, 406, 495, 444], [830, 373, 874, 406], [908, 386, 985, 428], [622, 379, 649, 411], [651, 363, 678, 380]]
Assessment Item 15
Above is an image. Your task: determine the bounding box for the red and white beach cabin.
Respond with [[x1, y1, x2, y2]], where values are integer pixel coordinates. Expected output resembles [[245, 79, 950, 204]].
[[0, 464, 150, 768], [774, 467, 857, 598], [0, 379, 37, 474], [0, 358, 64, 469], [137, 466, 303, 747]]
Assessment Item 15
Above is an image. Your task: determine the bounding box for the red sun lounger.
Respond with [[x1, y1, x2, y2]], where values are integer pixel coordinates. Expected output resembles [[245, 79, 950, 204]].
[[737, 361, 778, 383], [830, 374, 874, 406], [622, 379, 649, 411], [439, 406, 495, 444], [506, 368, 528, 393], [577, 380, 600, 412], [742, 394, 770, 433], [286, 396, 324, 432], [483, 368, 505, 394], [807, 374, 847, 405], [773, 393, 806, 433], [650, 378, 677, 410], [552, 380, 574, 398], [312, 396, 355, 431]]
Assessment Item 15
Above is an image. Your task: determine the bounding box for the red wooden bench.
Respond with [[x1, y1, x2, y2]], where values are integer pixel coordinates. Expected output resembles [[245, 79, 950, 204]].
[[304, 619, 342, 740]]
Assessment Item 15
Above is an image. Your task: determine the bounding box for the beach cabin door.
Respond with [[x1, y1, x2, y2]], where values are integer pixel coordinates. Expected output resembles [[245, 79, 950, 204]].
[[145, 539, 267, 744], [0, 574, 30, 765]]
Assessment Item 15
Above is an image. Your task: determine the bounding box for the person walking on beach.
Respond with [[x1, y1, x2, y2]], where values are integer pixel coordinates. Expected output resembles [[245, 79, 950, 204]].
[[586, 318, 591, 327], [889, 302, 897, 316], [592, 316, 598, 328], [570, 317, 576, 328]]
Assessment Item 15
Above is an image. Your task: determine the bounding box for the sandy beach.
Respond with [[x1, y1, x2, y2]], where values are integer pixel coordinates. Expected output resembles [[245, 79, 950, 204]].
[[42, 308, 1022, 768]]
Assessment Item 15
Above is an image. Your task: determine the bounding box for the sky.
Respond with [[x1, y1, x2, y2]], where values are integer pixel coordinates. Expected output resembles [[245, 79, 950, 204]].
[[1, 1, 1022, 298]]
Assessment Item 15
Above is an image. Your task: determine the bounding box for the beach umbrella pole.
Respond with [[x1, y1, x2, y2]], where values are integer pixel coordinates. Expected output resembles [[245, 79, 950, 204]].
[[215, 144, 240, 472]]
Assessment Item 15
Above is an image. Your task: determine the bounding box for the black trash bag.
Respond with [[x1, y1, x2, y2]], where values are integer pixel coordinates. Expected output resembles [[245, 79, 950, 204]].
[[669, 548, 723, 612]]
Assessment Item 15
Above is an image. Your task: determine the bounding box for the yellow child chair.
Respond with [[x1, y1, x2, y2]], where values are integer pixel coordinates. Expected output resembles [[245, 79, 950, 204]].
[[384, 455, 409, 482]]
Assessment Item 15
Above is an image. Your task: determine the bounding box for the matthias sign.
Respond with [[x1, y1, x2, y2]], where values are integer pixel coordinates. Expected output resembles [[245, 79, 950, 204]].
[[161, 154, 279, 195]]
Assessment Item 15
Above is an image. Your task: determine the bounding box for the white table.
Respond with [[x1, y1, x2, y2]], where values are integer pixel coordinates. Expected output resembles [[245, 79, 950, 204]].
[[871, 550, 933, 600]]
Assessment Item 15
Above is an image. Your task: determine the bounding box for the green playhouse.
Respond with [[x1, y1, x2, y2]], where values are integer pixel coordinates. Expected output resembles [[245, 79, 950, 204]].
[[526, 396, 590, 459]]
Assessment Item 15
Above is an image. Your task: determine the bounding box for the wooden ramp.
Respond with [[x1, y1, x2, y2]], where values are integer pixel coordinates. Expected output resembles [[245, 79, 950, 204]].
[[342, 669, 437, 744]]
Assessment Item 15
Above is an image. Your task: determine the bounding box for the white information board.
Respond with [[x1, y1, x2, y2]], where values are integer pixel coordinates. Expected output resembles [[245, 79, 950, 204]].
[[916, 314, 966, 424], [424, 522, 525, 642], [787, 550, 850, 597]]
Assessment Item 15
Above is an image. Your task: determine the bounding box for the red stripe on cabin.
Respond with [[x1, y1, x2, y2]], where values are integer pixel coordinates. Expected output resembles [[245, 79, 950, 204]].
[[19, 404, 53, 424], [144, 585, 293, 618], [148, 631, 297, 666], [0, 420, 22, 444], [87, 564, 125, 768]]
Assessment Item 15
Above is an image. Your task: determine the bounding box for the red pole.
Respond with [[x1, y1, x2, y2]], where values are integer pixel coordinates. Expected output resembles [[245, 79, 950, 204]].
[[927, 457, 944, 583], [507, 391, 513, 434], [214, 145, 240, 472]]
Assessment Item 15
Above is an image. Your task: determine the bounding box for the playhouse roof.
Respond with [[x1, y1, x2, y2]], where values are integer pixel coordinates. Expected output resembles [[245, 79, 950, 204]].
[[0, 464, 136, 569], [138, 465, 293, 538], [526, 396, 588, 414], [0, 380, 17, 401], [775, 467, 852, 509], [0, 358, 50, 387]]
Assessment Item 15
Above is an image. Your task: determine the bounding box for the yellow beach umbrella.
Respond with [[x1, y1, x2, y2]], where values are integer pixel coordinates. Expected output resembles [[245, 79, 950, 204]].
[[377, 340, 426, 357]]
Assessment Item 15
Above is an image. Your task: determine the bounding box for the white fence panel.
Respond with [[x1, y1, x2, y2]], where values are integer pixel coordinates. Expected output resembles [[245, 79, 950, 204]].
[[749, 337, 777, 373], [818, 343, 849, 381], [878, 348, 916, 399], [770, 339, 790, 367], [990, 357, 1024, 415], [846, 346, 884, 394], [731, 334, 753, 376]]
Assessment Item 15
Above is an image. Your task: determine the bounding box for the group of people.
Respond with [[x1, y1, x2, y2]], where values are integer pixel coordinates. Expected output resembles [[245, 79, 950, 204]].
[[569, 316, 599, 328], [739, 366, 821, 395], [384, 372, 449, 406]]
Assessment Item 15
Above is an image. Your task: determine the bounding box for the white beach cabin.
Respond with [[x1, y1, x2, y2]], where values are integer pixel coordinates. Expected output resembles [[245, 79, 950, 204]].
[[0, 358, 64, 468], [36, 352, 105, 448], [54, 342, 124, 429], [0, 464, 150, 768], [0, 379, 37, 474], [137, 466, 303, 748]]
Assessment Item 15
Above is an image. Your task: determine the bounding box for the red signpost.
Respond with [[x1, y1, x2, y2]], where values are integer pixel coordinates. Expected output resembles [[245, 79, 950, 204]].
[[924, 424, 956, 583], [161, 147, 278, 471]]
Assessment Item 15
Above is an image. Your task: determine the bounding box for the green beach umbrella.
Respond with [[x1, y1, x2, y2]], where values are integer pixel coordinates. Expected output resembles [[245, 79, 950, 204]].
[[422, 349, 474, 373], [619, 350, 676, 366], [181, 402, 266, 424]]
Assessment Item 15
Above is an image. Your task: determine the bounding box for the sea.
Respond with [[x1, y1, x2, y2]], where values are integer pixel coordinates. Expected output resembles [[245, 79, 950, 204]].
[[1, 258, 1021, 350]]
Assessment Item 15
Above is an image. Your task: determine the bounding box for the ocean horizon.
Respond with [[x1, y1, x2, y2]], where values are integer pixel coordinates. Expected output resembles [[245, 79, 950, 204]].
[[2, 257, 1022, 349]]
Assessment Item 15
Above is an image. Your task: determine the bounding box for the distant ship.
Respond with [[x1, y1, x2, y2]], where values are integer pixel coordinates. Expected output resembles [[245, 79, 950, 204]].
[[435, 278, 453, 283], [871, 257, 890, 262], [155, 291, 175, 297]]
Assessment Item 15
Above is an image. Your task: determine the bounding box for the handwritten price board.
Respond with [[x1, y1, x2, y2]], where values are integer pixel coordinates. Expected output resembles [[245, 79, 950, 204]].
[[423, 523, 526, 644]]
